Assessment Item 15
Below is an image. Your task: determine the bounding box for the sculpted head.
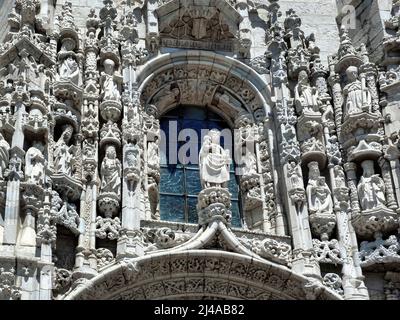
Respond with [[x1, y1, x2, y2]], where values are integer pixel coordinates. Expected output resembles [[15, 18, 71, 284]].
[[308, 161, 320, 180], [106, 145, 117, 159], [208, 129, 221, 145], [361, 160, 375, 176], [346, 66, 359, 83], [298, 70, 310, 84], [103, 59, 116, 75], [62, 124, 74, 143]]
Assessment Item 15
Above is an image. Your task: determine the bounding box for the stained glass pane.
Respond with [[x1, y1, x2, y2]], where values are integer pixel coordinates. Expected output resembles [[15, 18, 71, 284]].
[[182, 106, 207, 120], [187, 197, 199, 224], [185, 169, 202, 195], [159, 105, 243, 226], [231, 200, 241, 228], [160, 195, 186, 222], [228, 173, 239, 199], [160, 167, 184, 194]]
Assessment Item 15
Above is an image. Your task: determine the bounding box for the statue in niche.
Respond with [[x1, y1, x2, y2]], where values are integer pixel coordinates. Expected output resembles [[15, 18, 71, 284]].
[[294, 70, 321, 114], [242, 147, 257, 176], [25, 141, 46, 186], [199, 129, 231, 189], [58, 55, 80, 85], [100, 145, 122, 197], [288, 162, 303, 189], [357, 160, 386, 210], [147, 137, 160, 170], [126, 142, 140, 169], [54, 124, 75, 176], [334, 166, 347, 189], [343, 66, 371, 115], [101, 59, 121, 101], [0, 133, 9, 178], [306, 161, 333, 215]]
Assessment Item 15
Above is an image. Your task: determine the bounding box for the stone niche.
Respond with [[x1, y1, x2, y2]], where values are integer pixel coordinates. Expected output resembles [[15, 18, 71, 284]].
[[156, 0, 241, 52]]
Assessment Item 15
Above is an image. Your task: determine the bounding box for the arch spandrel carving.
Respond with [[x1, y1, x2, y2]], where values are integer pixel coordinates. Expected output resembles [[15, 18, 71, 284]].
[[64, 250, 342, 300]]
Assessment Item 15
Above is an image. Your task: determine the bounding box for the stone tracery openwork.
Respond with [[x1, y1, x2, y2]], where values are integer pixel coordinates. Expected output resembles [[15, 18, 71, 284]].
[[0, 0, 399, 300]]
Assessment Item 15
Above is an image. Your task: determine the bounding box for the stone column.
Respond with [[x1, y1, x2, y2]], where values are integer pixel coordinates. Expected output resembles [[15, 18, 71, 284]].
[[328, 68, 343, 137], [146, 0, 159, 52], [344, 162, 361, 215], [3, 100, 26, 245], [236, 0, 252, 58], [379, 156, 398, 210], [37, 190, 54, 300]]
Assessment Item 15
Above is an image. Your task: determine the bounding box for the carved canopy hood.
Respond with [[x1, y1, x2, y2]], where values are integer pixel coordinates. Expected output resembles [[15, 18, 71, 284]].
[[156, 0, 242, 51]]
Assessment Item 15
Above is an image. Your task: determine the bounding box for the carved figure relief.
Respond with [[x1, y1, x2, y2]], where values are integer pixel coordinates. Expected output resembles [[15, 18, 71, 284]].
[[54, 125, 75, 176], [343, 66, 371, 115], [199, 129, 231, 189], [357, 160, 386, 211], [100, 145, 122, 197]]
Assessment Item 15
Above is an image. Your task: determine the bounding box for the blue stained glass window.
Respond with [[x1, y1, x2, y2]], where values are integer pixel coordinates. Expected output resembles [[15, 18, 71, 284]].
[[159, 105, 243, 226]]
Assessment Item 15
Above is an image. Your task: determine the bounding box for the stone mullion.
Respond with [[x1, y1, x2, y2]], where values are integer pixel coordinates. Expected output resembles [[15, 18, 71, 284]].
[[379, 157, 398, 210], [269, 56, 320, 281], [328, 73, 343, 138], [146, 0, 159, 52], [266, 122, 286, 236], [236, 0, 251, 58], [3, 100, 26, 245], [366, 73, 380, 114], [117, 53, 146, 258], [73, 30, 100, 278], [343, 162, 361, 215]]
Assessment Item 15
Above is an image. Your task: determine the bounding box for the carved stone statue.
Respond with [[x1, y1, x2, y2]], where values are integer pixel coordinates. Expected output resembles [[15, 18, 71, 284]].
[[101, 59, 120, 101], [288, 161, 303, 189], [147, 137, 160, 170], [343, 66, 371, 115], [125, 142, 140, 169], [100, 145, 122, 197], [242, 148, 257, 176], [357, 160, 386, 210], [54, 125, 75, 176], [25, 142, 46, 185], [58, 55, 80, 85], [0, 133, 9, 178], [199, 129, 231, 189], [306, 161, 333, 214], [294, 70, 320, 114]]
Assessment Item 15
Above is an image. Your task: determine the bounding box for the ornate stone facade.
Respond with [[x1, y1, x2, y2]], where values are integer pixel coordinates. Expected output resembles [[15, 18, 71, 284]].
[[0, 0, 399, 300]]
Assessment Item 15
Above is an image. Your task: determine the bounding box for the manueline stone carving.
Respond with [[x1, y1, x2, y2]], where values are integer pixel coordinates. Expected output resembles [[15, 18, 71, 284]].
[[199, 129, 231, 189], [306, 161, 333, 215], [100, 145, 121, 198], [25, 142, 45, 185], [357, 160, 386, 211], [58, 55, 80, 85], [343, 66, 371, 115], [54, 124, 75, 176], [294, 70, 320, 114], [101, 59, 121, 102], [0, 133, 9, 178]]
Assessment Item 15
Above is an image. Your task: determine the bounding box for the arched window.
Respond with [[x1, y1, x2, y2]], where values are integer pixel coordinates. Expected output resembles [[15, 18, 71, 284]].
[[159, 105, 242, 227]]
